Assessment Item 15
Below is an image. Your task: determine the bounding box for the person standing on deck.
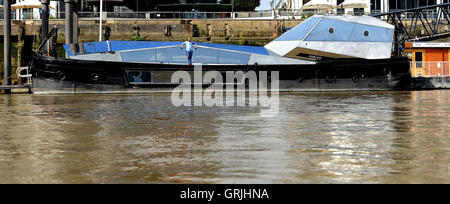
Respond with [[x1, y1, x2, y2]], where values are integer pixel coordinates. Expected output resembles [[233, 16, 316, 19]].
[[181, 37, 198, 66]]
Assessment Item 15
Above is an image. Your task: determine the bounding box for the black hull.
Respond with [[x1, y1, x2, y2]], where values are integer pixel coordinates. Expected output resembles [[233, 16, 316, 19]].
[[409, 77, 450, 89], [30, 51, 412, 94]]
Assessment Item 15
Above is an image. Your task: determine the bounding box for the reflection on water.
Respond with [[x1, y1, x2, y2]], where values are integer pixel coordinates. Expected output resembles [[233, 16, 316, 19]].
[[0, 91, 448, 184]]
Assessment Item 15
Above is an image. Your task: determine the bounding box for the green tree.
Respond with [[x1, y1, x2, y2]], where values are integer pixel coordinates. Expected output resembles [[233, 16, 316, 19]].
[[122, 0, 180, 11], [213, 0, 261, 11], [233, 0, 260, 11], [121, 0, 260, 11]]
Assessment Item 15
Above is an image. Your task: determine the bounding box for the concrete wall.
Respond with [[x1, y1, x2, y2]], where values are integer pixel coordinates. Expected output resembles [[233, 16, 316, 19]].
[[0, 19, 303, 46]]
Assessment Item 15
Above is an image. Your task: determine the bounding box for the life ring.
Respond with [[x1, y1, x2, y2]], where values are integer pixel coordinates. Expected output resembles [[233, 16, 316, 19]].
[[90, 73, 100, 81], [55, 71, 66, 81], [352, 76, 360, 83]]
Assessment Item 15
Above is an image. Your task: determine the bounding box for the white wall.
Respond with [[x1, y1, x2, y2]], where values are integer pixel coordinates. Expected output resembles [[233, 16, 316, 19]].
[[343, 0, 371, 15], [14, 0, 59, 20], [50, 1, 59, 18], [277, 0, 304, 10]]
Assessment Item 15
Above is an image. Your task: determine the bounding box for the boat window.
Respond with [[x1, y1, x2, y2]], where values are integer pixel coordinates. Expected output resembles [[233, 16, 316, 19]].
[[328, 27, 335, 34], [120, 49, 157, 62], [219, 51, 251, 64], [364, 31, 370, 37], [415, 52, 423, 68], [193, 48, 219, 64], [157, 47, 186, 63], [121, 46, 251, 65], [126, 71, 153, 84]]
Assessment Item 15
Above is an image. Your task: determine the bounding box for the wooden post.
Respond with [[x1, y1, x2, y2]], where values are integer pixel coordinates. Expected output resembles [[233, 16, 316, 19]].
[[4, 0, 12, 94], [99, 0, 103, 41], [65, 0, 74, 45], [73, 0, 79, 44], [42, 0, 50, 55], [18, 26, 25, 69]]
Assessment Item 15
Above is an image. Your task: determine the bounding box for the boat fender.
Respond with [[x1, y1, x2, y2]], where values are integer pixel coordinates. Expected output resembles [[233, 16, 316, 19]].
[[383, 68, 392, 76], [352, 76, 360, 83], [55, 71, 66, 81]]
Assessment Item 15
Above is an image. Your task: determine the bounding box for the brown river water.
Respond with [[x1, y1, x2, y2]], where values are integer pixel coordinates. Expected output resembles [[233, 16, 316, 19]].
[[0, 90, 448, 184]]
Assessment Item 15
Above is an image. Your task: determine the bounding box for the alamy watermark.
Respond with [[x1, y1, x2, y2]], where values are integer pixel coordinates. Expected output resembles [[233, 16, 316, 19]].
[[171, 64, 279, 117]]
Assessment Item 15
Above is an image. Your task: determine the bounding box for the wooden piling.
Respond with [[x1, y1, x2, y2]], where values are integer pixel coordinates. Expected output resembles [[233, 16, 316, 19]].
[[73, 0, 79, 44], [4, 0, 11, 94], [17, 25, 25, 69], [65, 0, 74, 45], [41, 0, 50, 55]]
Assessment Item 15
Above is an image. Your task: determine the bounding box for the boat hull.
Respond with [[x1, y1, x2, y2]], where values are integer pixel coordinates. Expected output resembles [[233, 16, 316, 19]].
[[30, 51, 412, 94]]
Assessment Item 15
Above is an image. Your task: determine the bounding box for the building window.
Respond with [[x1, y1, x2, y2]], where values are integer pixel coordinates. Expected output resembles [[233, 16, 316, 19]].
[[354, 8, 364, 16], [415, 52, 423, 68], [371, 0, 381, 11], [389, 0, 397, 10]]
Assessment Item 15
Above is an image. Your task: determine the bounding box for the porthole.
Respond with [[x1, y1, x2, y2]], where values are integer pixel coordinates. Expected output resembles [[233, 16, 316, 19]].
[[363, 31, 370, 37], [328, 27, 335, 34]]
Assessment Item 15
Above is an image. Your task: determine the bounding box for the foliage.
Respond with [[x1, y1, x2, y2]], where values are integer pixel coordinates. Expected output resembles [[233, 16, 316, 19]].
[[415, 28, 424, 37], [222, 0, 260, 11], [122, 0, 180, 11], [131, 34, 147, 41], [192, 25, 200, 37], [122, 0, 260, 11]]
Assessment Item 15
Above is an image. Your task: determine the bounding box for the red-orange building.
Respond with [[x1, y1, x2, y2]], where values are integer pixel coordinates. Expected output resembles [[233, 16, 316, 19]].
[[404, 42, 450, 77]]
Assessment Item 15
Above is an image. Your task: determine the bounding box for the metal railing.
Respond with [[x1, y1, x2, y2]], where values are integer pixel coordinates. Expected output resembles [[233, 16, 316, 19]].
[[411, 62, 450, 77], [371, 10, 441, 20], [76, 11, 274, 19], [4, 10, 361, 20]]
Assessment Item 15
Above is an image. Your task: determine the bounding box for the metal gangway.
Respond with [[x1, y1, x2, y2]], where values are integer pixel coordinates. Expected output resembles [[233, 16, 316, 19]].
[[372, 3, 450, 41]]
